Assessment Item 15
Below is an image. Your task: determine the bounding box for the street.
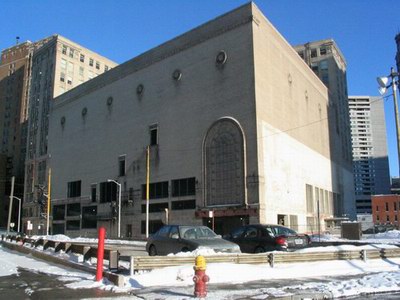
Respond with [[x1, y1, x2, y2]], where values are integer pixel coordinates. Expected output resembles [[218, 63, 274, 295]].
[[0, 267, 116, 299]]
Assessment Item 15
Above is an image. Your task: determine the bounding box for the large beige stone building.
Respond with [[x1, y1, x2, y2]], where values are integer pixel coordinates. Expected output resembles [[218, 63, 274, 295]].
[[16, 35, 117, 234], [47, 3, 356, 238]]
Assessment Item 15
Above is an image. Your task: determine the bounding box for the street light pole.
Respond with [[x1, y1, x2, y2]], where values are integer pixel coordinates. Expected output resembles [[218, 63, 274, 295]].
[[12, 196, 22, 232], [107, 179, 122, 238], [377, 68, 400, 176], [6, 176, 15, 234]]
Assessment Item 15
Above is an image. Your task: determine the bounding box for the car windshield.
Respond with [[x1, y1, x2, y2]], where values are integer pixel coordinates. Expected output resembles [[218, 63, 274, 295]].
[[179, 226, 218, 239]]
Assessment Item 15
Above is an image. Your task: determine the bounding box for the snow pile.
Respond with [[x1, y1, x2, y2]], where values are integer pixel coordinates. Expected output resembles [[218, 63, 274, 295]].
[[365, 230, 400, 240]]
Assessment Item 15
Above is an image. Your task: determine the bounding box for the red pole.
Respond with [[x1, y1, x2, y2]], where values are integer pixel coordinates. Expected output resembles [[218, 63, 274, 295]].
[[96, 227, 106, 281]]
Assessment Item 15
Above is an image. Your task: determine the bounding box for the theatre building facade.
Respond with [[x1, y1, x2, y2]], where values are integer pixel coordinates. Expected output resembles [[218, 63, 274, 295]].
[[47, 3, 355, 238]]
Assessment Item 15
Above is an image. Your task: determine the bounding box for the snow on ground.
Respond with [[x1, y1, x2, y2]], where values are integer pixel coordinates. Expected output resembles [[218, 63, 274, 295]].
[[2, 230, 400, 299]]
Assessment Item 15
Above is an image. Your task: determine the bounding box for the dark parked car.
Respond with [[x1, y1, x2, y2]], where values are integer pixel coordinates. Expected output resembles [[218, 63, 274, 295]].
[[224, 224, 311, 253], [146, 225, 241, 256]]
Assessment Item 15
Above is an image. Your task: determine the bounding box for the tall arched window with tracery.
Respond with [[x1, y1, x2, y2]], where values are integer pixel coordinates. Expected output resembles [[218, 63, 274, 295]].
[[204, 118, 245, 206]]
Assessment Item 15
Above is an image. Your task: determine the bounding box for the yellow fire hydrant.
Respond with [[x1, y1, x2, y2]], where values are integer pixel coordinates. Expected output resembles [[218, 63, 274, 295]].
[[193, 255, 209, 298]]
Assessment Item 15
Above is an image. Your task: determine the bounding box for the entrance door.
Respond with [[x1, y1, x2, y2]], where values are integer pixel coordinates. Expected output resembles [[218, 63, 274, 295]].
[[203, 215, 249, 235]]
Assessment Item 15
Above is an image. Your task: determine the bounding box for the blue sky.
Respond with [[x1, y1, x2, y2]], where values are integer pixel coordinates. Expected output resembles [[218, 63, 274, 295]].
[[1, 0, 399, 176]]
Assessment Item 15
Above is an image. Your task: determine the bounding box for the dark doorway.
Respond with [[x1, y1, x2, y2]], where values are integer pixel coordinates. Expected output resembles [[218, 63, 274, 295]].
[[203, 215, 249, 235]]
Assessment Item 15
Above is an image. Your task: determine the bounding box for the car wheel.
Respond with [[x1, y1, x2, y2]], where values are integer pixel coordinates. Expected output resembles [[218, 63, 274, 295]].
[[254, 246, 265, 253], [149, 245, 157, 256]]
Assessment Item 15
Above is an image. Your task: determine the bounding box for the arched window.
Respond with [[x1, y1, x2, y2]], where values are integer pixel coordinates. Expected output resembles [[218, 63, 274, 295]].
[[204, 118, 245, 206]]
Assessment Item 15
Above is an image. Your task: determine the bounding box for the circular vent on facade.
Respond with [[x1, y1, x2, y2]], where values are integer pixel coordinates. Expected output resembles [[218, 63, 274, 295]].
[[172, 69, 182, 81], [216, 50, 227, 65]]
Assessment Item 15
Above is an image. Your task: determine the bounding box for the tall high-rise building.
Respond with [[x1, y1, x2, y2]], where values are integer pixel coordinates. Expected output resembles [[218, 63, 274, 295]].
[[348, 96, 391, 213], [0, 35, 117, 232], [395, 33, 400, 73], [0, 40, 36, 227], [294, 39, 355, 217]]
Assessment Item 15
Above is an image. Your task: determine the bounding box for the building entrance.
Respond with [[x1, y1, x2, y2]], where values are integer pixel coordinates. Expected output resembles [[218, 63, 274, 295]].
[[203, 215, 249, 235]]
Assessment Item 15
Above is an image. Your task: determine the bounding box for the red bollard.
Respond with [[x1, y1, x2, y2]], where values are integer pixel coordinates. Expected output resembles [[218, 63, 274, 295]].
[[96, 227, 106, 281], [193, 256, 209, 298]]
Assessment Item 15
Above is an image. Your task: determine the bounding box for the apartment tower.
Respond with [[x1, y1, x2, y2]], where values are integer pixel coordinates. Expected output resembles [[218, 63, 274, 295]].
[[0, 35, 118, 234], [348, 96, 391, 213]]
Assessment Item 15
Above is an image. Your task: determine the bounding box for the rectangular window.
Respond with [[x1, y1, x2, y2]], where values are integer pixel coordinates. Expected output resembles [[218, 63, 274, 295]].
[[95, 61, 100, 69], [394, 202, 397, 211], [126, 224, 132, 238], [141, 202, 169, 213], [67, 203, 81, 217], [60, 59, 67, 70], [100, 181, 117, 203], [91, 184, 97, 202], [52, 223, 65, 235], [171, 200, 196, 210], [311, 48, 317, 58], [82, 206, 97, 229], [67, 180, 81, 198], [306, 184, 314, 213], [60, 72, 65, 82], [320, 47, 327, 55], [386, 202, 389, 211], [62, 45, 67, 55], [141, 220, 163, 235], [141, 181, 168, 199], [396, 215, 398, 222], [119, 155, 126, 176], [53, 205, 65, 220], [150, 124, 158, 146], [172, 177, 196, 197], [67, 76, 72, 85], [80, 54, 85, 62], [387, 215, 390, 222], [66, 220, 80, 230], [67, 62, 74, 73], [89, 58, 94, 66], [69, 48, 74, 58], [79, 66, 84, 76]]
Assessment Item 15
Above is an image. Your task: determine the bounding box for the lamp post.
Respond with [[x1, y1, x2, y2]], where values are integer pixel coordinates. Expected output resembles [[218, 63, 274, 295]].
[[12, 196, 22, 232], [107, 179, 122, 238], [377, 67, 400, 176]]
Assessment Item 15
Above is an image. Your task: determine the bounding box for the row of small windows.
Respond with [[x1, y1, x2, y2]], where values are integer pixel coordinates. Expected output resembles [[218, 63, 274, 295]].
[[66, 177, 196, 202], [53, 204, 97, 230], [297, 45, 332, 60], [376, 202, 400, 212], [61, 44, 109, 71], [376, 215, 398, 222]]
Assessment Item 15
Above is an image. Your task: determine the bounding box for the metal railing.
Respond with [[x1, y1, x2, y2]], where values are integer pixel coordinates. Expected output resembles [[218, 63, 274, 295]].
[[2, 234, 400, 277]]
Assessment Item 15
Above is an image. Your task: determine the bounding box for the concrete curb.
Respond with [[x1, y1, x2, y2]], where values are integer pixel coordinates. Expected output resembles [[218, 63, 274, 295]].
[[0, 240, 125, 287]]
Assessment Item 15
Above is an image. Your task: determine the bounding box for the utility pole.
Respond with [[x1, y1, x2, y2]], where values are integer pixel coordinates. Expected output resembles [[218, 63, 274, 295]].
[[7, 176, 15, 233], [146, 146, 150, 238], [46, 168, 51, 235]]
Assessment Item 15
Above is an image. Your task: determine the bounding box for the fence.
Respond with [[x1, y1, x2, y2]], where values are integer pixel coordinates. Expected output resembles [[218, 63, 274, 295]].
[[2, 234, 400, 277]]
